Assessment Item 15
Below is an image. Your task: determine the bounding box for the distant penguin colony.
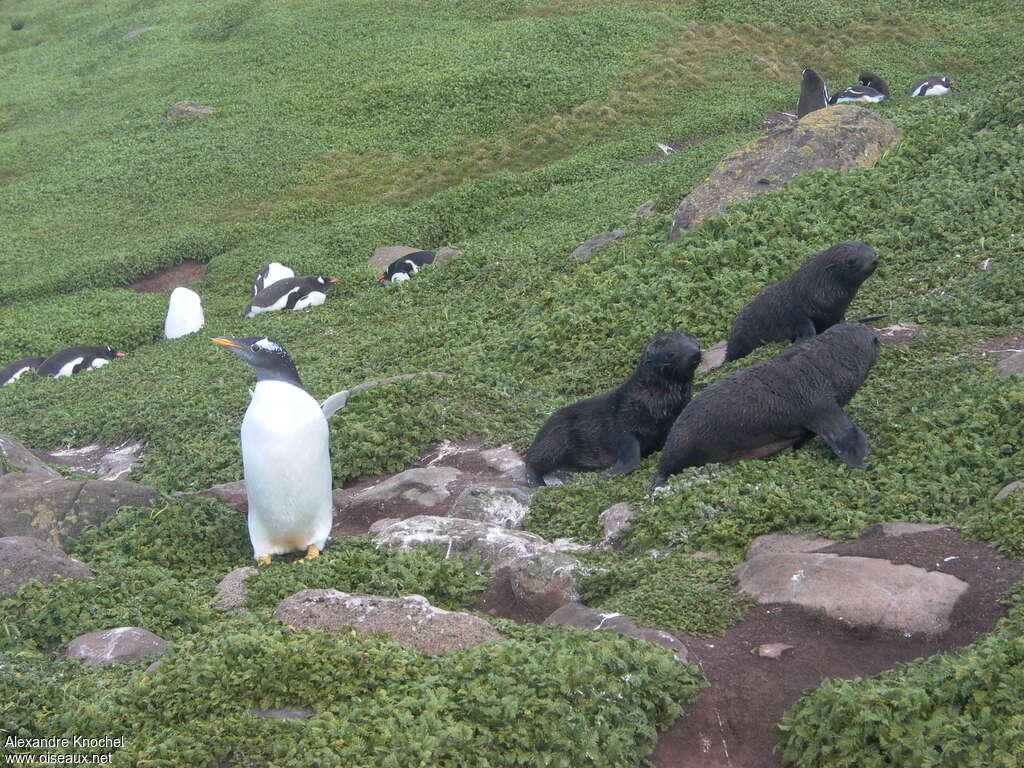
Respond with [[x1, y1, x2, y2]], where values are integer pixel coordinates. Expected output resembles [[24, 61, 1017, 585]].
[[724, 241, 879, 363], [652, 323, 881, 489], [523, 332, 702, 487], [379, 251, 437, 284], [35, 345, 125, 378], [909, 76, 954, 97], [796, 68, 829, 118], [244, 275, 339, 318], [0, 357, 45, 386], [164, 287, 205, 339], [829, 72, 890, 104], [251, 262, 295, 296]]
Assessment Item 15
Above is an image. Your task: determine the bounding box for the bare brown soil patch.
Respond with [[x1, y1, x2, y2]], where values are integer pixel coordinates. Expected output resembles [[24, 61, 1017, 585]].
[[128, 260, 206, 293]]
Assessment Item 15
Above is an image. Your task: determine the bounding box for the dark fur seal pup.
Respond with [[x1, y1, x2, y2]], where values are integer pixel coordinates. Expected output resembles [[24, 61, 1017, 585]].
[[829, 72, 890, 104], [796, 68, 828, 118], [36, 345, 125, 378], [379, 251, 436, 284], [523, 332, 702, 487], [724, 241, 879, 363], [652, 322, 879, 488], [244, 275, 339, 318], [0, 356, 45, 386]]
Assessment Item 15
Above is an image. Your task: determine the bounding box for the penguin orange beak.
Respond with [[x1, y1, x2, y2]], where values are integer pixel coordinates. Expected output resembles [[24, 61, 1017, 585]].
[[378, 274, 387, 281], [115, 352, 127, 358], [328, 278, 340, 284], [211, 337, 245, 350]]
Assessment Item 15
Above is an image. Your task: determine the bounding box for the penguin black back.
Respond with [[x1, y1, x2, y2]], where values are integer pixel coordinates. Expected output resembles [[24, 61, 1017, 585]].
[[380, 251, 437, 284], [244, 275, 339, 318], [0, 356, 46, 386], [36, 345, 124, 378], [797, 68, 828, 118]]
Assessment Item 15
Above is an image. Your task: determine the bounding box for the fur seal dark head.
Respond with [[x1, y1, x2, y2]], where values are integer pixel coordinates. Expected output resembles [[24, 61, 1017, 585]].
[[725, 241, 878, 363], [653, 322, 879, 489], [797, 68, 828, 118], [524, 331, 701, 487]]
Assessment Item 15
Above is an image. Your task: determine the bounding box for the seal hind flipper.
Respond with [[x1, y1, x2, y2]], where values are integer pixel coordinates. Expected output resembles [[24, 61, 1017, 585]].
[[792, 316, 818, 344], [804, 409, 869, 468], [607, 433, 642, 477]]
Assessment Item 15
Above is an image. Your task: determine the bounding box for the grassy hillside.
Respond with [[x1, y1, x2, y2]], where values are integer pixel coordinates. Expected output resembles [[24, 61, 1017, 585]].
[[1, 0, 1023, 764]]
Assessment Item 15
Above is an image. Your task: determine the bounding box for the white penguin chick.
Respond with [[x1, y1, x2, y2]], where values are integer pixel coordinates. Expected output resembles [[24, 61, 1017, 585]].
[[211, 336, 333, 564], [164, 287, 205, 339]]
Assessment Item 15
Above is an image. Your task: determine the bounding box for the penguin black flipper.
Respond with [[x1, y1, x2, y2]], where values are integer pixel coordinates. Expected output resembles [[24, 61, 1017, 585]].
[[803, 408, 869, 468], [797, 68, 828, 118]]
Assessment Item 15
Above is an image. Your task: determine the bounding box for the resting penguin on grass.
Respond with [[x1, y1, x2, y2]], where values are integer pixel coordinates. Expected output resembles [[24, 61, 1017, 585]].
[[251, 262, 295, 296], [829, 72, 890, 104], [910, 76, 954, 98], [212, 336, 333, 564], [796, 68, 829, 118], [244, 275, 339, 318], [523, 331, 702, 487], [724, 241, 879, 363], [0, 356, 45, 386], [379, 250, 437, 284], [36, 345, 125, 378], [652, 323, 880, 489]]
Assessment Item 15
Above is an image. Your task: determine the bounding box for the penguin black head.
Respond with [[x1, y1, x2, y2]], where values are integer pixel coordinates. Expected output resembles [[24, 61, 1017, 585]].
[[211, 336, 304, 389], [103, 345, 126, 359]]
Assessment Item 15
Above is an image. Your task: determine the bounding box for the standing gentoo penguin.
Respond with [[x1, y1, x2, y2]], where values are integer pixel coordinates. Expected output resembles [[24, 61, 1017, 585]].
[[0, 356, 45, 386], [211, 336, 333, 564], [829, 72, 890, 104], [379, 251, 437, 284], [909, 76, 954, 97], [244, 275, 339, 318], [251, 262, 295, 297], [164, 287, 205, 339], [796, 68, 829, 118], [36, 345, 125, 378]]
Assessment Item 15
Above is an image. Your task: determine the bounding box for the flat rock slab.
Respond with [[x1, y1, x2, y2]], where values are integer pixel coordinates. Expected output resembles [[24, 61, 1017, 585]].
[[746, 533, 836, 559], [570, 229, 626, 261], [695, 340, 727, 374], [877, 322, 923, 345], [191, 479, 248, 512], [997, 350, 1024, 376], [996, 480, 1024, 500], [0, 474, 160, 546], [0, 536, 93, 594], [64, 627, 168, 666], [598, 502, 635, 545], [545, 602, 688, 661], [863, 522, 950, 538], [166, 100, 217, 119], [669, 105, 901, 240], [373, 515, 548, 571], [736, 553, 969, 635], [214, 566, 258, 611], [450, 482, 533, 528], [1, 434, 60, 478], [272, 589, 504, 655]]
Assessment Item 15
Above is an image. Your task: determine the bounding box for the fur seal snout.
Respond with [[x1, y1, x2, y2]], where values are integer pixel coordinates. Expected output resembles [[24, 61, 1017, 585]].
[[725, 241, 879, 363], [524, 331, 702, 487], [653, 322, 880, 489]]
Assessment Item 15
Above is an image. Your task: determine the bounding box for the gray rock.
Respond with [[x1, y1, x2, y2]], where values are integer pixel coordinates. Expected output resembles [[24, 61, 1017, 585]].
[[373, 515, 548, 571], [670, 106, 901, 240], [753, 643, 794, 659], [450, 482, 533, 529], [0, 434, 60, 478], [369, 246, 423, 273], [356, 467, 462, 509], [507, 550, 580, 616], [214, 566, 258, 611], [997, 350, 1024, 377], [979, 258, 995, 271], [598, 503, 635, 545], [0, 537, 93, 595], [433, 247, 462, 265], [0, 474, 160, 546], [34, 440, 145, 482], [64, 627, 168, 666], [166, 101, 217, 119], [877, 323, 923, 345], [544, 602, 688, 661], [367, 517, 403, 534], [746, 533, 836, 559], [736, 553, 969, 635], [632, 200, 657, 218], [193, 479, 248, 512], [272, 589, 504, 655], [570, 229, 627, 261], [696, 340, 728, 374], [996, 480, 1024, 500], [479, 445, 526, 477], [144, 660, 163, 676]]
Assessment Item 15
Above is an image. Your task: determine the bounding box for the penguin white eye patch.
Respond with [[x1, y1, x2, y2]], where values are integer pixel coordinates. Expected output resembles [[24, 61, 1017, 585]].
[[253, 338, 282, 353]]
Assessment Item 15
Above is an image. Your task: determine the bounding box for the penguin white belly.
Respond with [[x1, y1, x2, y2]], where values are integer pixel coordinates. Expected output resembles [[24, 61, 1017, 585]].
[[924, 84, 949, 97], [5, 366, 34, 385], [55, 357, 85, 378], [390, 272, 411, 283], [292, 291, 326, 311], [164, 287, 205, 339], [247, 288, 299, 318], [241, 380, 333, 558], [88, 358, 109, 370]]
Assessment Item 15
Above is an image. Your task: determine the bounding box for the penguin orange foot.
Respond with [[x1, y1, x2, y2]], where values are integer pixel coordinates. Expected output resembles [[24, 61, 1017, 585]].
[[256, 555, 272, 566], [297, 545, 320, 563]]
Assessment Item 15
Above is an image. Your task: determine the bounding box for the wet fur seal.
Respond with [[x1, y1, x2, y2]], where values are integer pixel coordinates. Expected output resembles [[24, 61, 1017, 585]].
[[725, 241, 879, 363], [652, 323, 879, 489], [524, 332, 702, 487], [797, 68, 828, 118]]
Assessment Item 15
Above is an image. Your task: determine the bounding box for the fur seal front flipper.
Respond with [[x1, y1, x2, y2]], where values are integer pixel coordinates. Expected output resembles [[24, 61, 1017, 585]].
[[608, 433, 643, 477], [803, 409, 869, 468]]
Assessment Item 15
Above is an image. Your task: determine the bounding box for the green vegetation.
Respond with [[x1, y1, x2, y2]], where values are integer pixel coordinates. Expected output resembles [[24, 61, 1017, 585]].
[[1, 0, 1023, 763]]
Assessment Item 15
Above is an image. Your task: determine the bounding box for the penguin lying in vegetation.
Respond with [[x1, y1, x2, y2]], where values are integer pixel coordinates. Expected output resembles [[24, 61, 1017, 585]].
[[829, 72, 890, 104], [0, 356, 46, 386], [212, 336, 334, 564], [379, 251, 437, 284], [36, 345, 125, 378], [910, 76, 954, 97], [244, 275, 339, 318]]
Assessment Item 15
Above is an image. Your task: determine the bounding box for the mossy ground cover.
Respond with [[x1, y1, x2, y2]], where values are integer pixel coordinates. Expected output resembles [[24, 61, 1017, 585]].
[[1, 0, 1023, 763]]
